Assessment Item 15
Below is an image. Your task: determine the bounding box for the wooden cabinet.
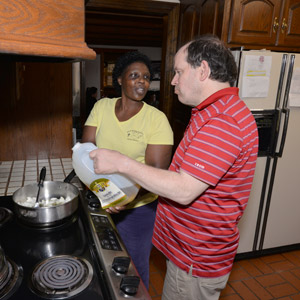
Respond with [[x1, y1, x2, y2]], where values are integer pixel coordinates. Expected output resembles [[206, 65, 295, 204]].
[[276, 0, 300, 48], [0, 0, 95, 60], [223, 0, 300, 50], [177, 0, 300, 52], [178, 0, 225, 48], [0, 58, 73, 161]]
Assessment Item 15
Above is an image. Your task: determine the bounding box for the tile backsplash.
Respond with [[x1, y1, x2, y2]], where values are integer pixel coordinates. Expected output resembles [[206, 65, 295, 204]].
[[0, 158, 83, 196]]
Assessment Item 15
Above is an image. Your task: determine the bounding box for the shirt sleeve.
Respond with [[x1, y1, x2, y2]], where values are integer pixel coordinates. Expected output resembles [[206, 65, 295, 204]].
[[147, 109, 174, 145]]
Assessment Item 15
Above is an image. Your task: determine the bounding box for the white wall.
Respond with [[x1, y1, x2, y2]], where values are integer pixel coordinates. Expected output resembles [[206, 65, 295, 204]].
[[85, 55, 101, 99]]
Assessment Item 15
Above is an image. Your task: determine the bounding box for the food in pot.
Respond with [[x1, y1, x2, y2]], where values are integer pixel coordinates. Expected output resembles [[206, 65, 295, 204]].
[[16, 196, 72, 208]]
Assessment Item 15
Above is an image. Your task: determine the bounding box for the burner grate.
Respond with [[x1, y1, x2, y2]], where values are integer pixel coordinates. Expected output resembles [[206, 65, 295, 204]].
[[0, 208, 13, 228], [0, 258, 22, 299], [30, 255, 93, 299]]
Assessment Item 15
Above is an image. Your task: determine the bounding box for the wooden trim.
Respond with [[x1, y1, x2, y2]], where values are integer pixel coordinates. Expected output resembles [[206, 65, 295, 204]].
[[85, 0, 180, 121]]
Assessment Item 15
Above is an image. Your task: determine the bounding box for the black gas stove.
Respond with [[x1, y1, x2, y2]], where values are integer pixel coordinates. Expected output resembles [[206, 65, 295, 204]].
[[0, 190, 151, 300]]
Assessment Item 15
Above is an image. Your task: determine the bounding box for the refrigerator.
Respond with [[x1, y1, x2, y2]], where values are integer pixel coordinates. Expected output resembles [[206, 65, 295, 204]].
[[230, 49, 300, 255]]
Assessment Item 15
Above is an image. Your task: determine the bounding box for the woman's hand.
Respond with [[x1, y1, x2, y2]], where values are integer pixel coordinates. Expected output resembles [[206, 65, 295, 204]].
[[105, 205, 127, 214]]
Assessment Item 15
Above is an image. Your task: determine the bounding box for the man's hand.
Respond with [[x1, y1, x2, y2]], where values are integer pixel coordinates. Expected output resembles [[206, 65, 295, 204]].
[[89, 148, 124, 174]]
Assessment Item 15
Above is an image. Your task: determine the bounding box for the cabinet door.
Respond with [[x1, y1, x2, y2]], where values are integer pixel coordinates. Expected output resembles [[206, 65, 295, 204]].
[[276, 0, 300, 48], [227, 0, 283, 46], [174, 0, 224, 149]]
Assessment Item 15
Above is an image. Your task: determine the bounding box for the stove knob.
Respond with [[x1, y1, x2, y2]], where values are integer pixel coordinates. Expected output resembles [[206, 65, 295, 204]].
[[112, 256, 130, 274], [88, 198, 100, 209], [120, 276, 140, 296]]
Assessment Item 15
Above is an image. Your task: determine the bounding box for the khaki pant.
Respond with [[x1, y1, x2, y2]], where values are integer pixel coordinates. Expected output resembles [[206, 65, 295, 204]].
[[162, 259, 230, 300]]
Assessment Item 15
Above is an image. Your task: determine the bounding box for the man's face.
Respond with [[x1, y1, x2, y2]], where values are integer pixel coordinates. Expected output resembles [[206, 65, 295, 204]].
[[171, 47, 200, 107]]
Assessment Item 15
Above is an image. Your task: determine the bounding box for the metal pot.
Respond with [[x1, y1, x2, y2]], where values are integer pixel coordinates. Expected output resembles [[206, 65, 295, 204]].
[[12, 181, 79, 227]]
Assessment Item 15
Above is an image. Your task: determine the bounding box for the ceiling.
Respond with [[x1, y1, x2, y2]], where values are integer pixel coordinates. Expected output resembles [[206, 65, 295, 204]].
[[85, 11, 164, 47], [85, 0, 179, 47]]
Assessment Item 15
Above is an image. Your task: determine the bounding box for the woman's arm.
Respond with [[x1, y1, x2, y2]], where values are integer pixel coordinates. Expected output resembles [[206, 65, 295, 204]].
[[81, 126, 97, 144], [145, 144, 173, 169], [106, 144, 172, 213]]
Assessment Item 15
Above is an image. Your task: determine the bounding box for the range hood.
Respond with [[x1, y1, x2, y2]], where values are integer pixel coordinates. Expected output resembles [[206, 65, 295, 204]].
[[0, 0, 96, 60]]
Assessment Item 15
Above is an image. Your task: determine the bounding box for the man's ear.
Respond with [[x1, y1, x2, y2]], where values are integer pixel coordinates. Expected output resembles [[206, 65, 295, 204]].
[[199, 60, 210, 80], [117, 77, 122, 85]]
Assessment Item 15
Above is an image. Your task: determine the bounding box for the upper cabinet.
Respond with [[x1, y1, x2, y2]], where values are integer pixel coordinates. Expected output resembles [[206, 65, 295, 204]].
[[0, 0, 96, 60], [178, 0, 225, 48], [223, 0, 300, 50], [178, 0, 300, 52]]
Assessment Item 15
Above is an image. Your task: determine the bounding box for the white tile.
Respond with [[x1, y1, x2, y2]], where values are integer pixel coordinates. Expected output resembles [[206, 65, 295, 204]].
[[0, 190, 5, 196], [0, 161, 13, 166], [52, 176, 65, 181], [62, 158, 72, 162], [11, 172, 24, 178], [24, 180, 38, 185], [0, 173, 9, 178], [51, 165, 64, 170], [8, 182, 22, 188], [25, 175, 37, 180], [0, 182, 7, 188], [0, 177, 8, 183], [52, 170, 63, 175], [12, 166, 24, 171], [25, 166, 37, 172], [7, 186, 20, 194], [26, 160, 37, 166], [50, 158, 61, 164], [10, 176, 23, 181], [25, 171, 37, 177], [14, 160, 25, 166]]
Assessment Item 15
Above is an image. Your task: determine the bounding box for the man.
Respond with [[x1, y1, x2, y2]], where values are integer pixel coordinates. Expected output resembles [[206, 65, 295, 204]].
[[90, 35, 258, 299]]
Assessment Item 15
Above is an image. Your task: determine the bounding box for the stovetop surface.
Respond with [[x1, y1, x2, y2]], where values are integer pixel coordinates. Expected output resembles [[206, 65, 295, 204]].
[[0, 196, 111, 300]]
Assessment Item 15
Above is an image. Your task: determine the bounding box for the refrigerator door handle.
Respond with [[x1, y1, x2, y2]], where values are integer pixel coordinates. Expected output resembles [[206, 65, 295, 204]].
[[275, 54, 294, 158], [276, 108, 290, 157]]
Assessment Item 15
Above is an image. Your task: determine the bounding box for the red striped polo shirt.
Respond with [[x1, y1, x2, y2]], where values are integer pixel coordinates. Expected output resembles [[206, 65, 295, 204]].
[[152, 87, 258, 278]]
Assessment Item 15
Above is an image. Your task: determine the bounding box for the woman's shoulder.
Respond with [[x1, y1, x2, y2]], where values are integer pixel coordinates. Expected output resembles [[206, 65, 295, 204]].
[[93, 97, 118, 109], [142, 102, 166, 117]]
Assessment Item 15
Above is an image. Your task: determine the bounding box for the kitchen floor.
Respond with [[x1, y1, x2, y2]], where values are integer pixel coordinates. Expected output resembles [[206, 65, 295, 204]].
[[149, 244, 300, 299]]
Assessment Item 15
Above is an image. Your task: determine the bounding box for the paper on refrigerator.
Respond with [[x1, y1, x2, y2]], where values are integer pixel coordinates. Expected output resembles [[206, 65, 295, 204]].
[[241, 55, 272, 98]]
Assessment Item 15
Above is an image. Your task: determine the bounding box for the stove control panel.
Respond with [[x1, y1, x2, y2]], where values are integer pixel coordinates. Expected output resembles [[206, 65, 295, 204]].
[[80, 191, 151, 300], [91, 215, 122, 251]]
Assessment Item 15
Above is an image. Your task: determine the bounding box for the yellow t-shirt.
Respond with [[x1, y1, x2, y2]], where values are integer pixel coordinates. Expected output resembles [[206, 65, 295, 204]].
[[85, 97, 173, 208]]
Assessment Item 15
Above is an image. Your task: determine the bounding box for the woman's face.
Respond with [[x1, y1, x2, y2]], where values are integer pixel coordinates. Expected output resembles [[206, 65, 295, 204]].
[[118, 62, 151, 101]]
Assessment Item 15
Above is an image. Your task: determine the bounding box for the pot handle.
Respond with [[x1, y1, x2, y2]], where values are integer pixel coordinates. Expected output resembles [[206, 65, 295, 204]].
[[39, 167, 46, 187], [64, 169, 76, 183]]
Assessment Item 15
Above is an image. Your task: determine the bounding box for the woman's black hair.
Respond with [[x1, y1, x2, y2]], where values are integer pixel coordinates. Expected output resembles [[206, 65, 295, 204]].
[[112, 51, 154, 95]]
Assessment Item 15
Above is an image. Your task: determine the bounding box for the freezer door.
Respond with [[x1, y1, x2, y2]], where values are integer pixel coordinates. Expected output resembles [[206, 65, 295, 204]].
[[261, 54, 300, 249], [237, 156, 269, 253], [236, 50, 287, 110]]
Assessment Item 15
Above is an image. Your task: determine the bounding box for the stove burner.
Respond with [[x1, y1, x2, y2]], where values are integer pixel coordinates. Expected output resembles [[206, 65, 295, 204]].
[[30, 255, 93, 299], [0, 257, 23, 300], [0, 208, 13, 228]]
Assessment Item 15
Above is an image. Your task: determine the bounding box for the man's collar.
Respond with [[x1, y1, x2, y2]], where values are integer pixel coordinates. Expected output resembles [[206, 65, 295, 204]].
[[194, 87, 239, 111]]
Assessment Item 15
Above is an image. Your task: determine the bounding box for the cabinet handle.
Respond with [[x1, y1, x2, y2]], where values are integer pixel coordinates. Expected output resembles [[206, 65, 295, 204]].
[[281, 18, 287, 34], [273, 17, 279, 33]]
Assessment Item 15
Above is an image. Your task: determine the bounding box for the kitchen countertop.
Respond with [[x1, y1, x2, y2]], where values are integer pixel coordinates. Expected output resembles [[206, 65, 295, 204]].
[[0, 158, 83, 196]]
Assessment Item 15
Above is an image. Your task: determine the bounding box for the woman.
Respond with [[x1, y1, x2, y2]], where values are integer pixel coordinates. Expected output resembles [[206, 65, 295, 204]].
[[82, 51, 173, 289]]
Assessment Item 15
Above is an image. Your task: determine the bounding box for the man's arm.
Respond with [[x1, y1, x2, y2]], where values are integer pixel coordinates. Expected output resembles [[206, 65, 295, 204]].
[[90, 148, 209, 205]]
